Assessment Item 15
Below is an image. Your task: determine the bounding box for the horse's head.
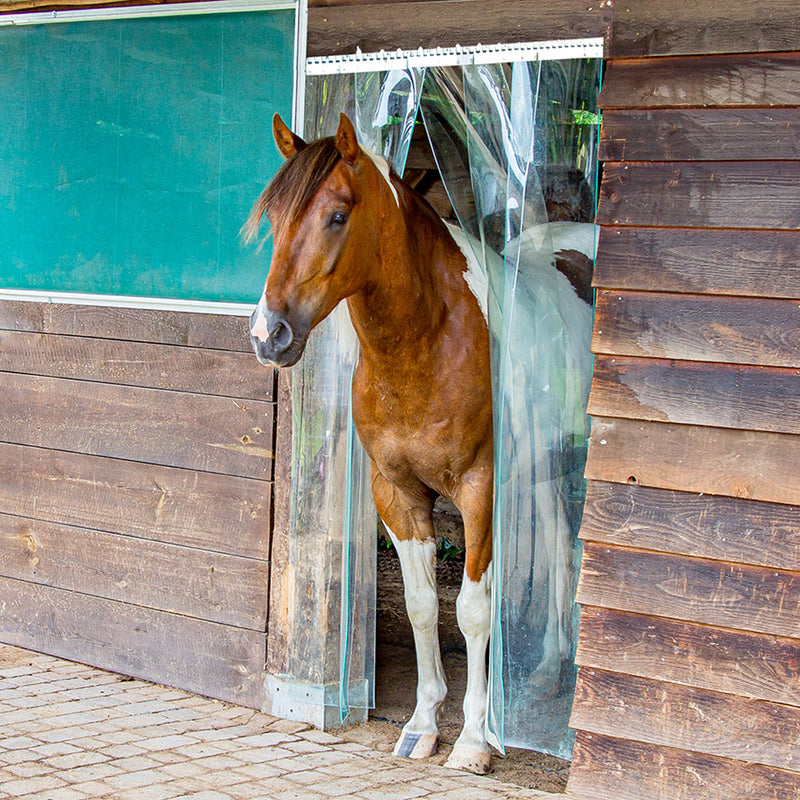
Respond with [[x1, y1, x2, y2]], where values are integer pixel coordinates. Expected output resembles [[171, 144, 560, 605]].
[[246, 113, 390, 367]]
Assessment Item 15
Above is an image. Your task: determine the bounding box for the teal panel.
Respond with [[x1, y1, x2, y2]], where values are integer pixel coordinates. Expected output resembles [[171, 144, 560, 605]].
[[0, 10, 294, 304]]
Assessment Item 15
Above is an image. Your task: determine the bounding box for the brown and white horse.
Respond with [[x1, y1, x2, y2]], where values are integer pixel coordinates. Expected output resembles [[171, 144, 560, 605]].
[[247, 113, 494, 774]]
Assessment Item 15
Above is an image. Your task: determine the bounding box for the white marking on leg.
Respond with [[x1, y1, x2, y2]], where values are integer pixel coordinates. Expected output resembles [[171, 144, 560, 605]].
[[250, 295, 269, 342], [386, 529, 446, 756], [446, 563, 492, 773]]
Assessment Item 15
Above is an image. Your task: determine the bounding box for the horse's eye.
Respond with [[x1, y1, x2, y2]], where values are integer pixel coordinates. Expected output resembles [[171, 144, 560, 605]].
[[330, 211, 348, 227]]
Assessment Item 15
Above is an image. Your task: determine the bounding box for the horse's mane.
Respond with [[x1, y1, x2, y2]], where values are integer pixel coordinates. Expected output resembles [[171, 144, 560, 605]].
[[242, 137, 342, 243]]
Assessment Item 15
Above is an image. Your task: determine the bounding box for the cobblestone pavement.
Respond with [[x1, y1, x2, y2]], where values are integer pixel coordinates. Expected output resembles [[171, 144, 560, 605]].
[[0, 645, 554, 800]]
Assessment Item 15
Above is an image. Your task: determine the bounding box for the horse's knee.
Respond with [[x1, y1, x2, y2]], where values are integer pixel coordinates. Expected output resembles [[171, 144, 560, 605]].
[[389, 535, 439, 633], [405, 587, 438, 633], [455, 565, 492, 639]]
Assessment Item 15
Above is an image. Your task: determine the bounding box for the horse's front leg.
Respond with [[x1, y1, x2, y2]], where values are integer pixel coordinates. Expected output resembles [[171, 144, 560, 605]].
[[371, 466, 445, 760], [446, 470, 493, 775]]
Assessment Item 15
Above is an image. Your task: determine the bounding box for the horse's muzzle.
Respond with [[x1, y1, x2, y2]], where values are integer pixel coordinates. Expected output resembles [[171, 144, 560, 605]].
[[250, 306, 306, 367]]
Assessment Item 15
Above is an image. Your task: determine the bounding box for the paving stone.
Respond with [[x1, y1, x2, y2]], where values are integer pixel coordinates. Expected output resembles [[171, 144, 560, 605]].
[[0, 644, 551, 800], [0, 774, 67, 796]]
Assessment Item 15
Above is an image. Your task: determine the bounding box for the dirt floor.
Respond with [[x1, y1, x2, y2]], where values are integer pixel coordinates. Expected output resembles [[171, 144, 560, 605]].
[[337, 544, 570, 793]]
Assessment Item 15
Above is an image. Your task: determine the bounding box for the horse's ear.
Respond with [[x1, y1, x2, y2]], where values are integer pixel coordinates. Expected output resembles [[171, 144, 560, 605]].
[[273, 113, 306, 159], [335, 113, 360, 164]]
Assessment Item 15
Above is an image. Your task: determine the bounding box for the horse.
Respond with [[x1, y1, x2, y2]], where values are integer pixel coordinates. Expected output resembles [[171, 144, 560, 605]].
[[246, 112, 495, 774]]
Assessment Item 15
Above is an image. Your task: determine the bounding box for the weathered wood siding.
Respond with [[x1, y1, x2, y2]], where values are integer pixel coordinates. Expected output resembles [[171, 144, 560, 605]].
[[568, 34, 800, 800], [0, 301, 275, 708]]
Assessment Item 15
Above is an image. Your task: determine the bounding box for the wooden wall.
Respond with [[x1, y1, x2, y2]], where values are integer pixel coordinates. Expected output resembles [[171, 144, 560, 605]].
[[0, 301, 276, 708], [567, 25, 800, 800]]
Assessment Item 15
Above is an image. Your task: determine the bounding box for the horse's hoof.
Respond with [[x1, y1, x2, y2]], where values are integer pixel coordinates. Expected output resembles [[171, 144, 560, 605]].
[[393, 731, 439, 759], [444, 745, 492, 775]]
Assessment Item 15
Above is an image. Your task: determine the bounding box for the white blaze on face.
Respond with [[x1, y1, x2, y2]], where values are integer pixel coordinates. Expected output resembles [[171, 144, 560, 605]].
[[251, 295, 269, 342]]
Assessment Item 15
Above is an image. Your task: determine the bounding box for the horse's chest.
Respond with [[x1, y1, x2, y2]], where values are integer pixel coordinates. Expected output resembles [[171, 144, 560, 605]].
[[352, 384, 485, 497]]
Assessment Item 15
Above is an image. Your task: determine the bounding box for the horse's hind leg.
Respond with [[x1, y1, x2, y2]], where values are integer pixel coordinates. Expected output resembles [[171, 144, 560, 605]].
[[371, 467, 445, 760], [445, 472, 493, 775]]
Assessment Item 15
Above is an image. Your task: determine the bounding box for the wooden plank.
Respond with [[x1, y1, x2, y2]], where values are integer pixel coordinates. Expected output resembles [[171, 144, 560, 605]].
[[599, 53, 800, 109], [597, 161, 800, 229], [307, 0, 611, 57], [0, 329, 273, 401], [0, 300, 252, 353], [1, 0, 199, 12], [580, 482, 800, 572], [608, 0, 800, 58], [0, 442, 270, 560], [592, 290, 800, 368], [593, 227, 800, 299], [586, 417, 800, 505], [600, 108, 800, 161], [0, 373, 274, 479], [588, 356, 800, 435], [571, 668, 800, 772], [576, 542, 800, 638], [0, 575, 265, 708], [0, 513, 268, 630], [568, 731, 800, 800], [575, 606, 800, 707]]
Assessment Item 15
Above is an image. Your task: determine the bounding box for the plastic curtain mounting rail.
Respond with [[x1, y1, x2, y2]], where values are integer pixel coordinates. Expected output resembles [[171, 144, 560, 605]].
[[306, 38, 604, 74]]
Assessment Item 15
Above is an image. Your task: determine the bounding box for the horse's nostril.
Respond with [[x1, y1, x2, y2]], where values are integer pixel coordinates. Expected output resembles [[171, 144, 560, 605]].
[[270, 318, 294, 351]]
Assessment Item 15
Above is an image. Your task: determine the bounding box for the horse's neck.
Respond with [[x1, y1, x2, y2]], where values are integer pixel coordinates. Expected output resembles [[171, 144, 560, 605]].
[[347, 188, 457, 368]]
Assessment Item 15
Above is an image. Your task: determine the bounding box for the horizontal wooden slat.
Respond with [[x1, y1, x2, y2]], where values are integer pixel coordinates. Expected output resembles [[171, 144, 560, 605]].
[[588, 356, 800, 435], [0, 373, 273, 479], [586, 417, 800, 505], [580, 482, 800, 572], [0, 300, 252, 352], [0, 442, 270, 560], [571, 668, 800, 772], [597, 162, 800, 229], [568, 731, 800, 800], [599, 53, 800, 109], [576, 606, 800, 707], [593, 227, 800, 299], [307, 0, 611, 57], [600, 108, 800, 162], [0, 513, 268, 630], [608, 1, 800, 58], [0, 0, 201, 12], [0, 575, 265, 708], [576, 542, 800, 638], [593, 290, 800, 367], [0, 329, 273, 401]]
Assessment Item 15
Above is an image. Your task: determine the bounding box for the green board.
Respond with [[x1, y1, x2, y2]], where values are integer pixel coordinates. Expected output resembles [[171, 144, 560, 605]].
[[0, 9, 294, 305]]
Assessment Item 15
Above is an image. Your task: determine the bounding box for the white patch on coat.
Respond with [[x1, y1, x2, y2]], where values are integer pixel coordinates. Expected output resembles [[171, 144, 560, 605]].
[[250, 295, 269, 342], [445, 223, 490, 322], [362, 148, 400, 207]]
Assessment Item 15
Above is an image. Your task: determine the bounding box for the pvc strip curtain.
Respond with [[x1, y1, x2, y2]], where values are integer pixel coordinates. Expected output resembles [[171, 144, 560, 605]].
[[285, 68, 423, 723], [419, 61, 599, 758], [295, 58, 599, 752]]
